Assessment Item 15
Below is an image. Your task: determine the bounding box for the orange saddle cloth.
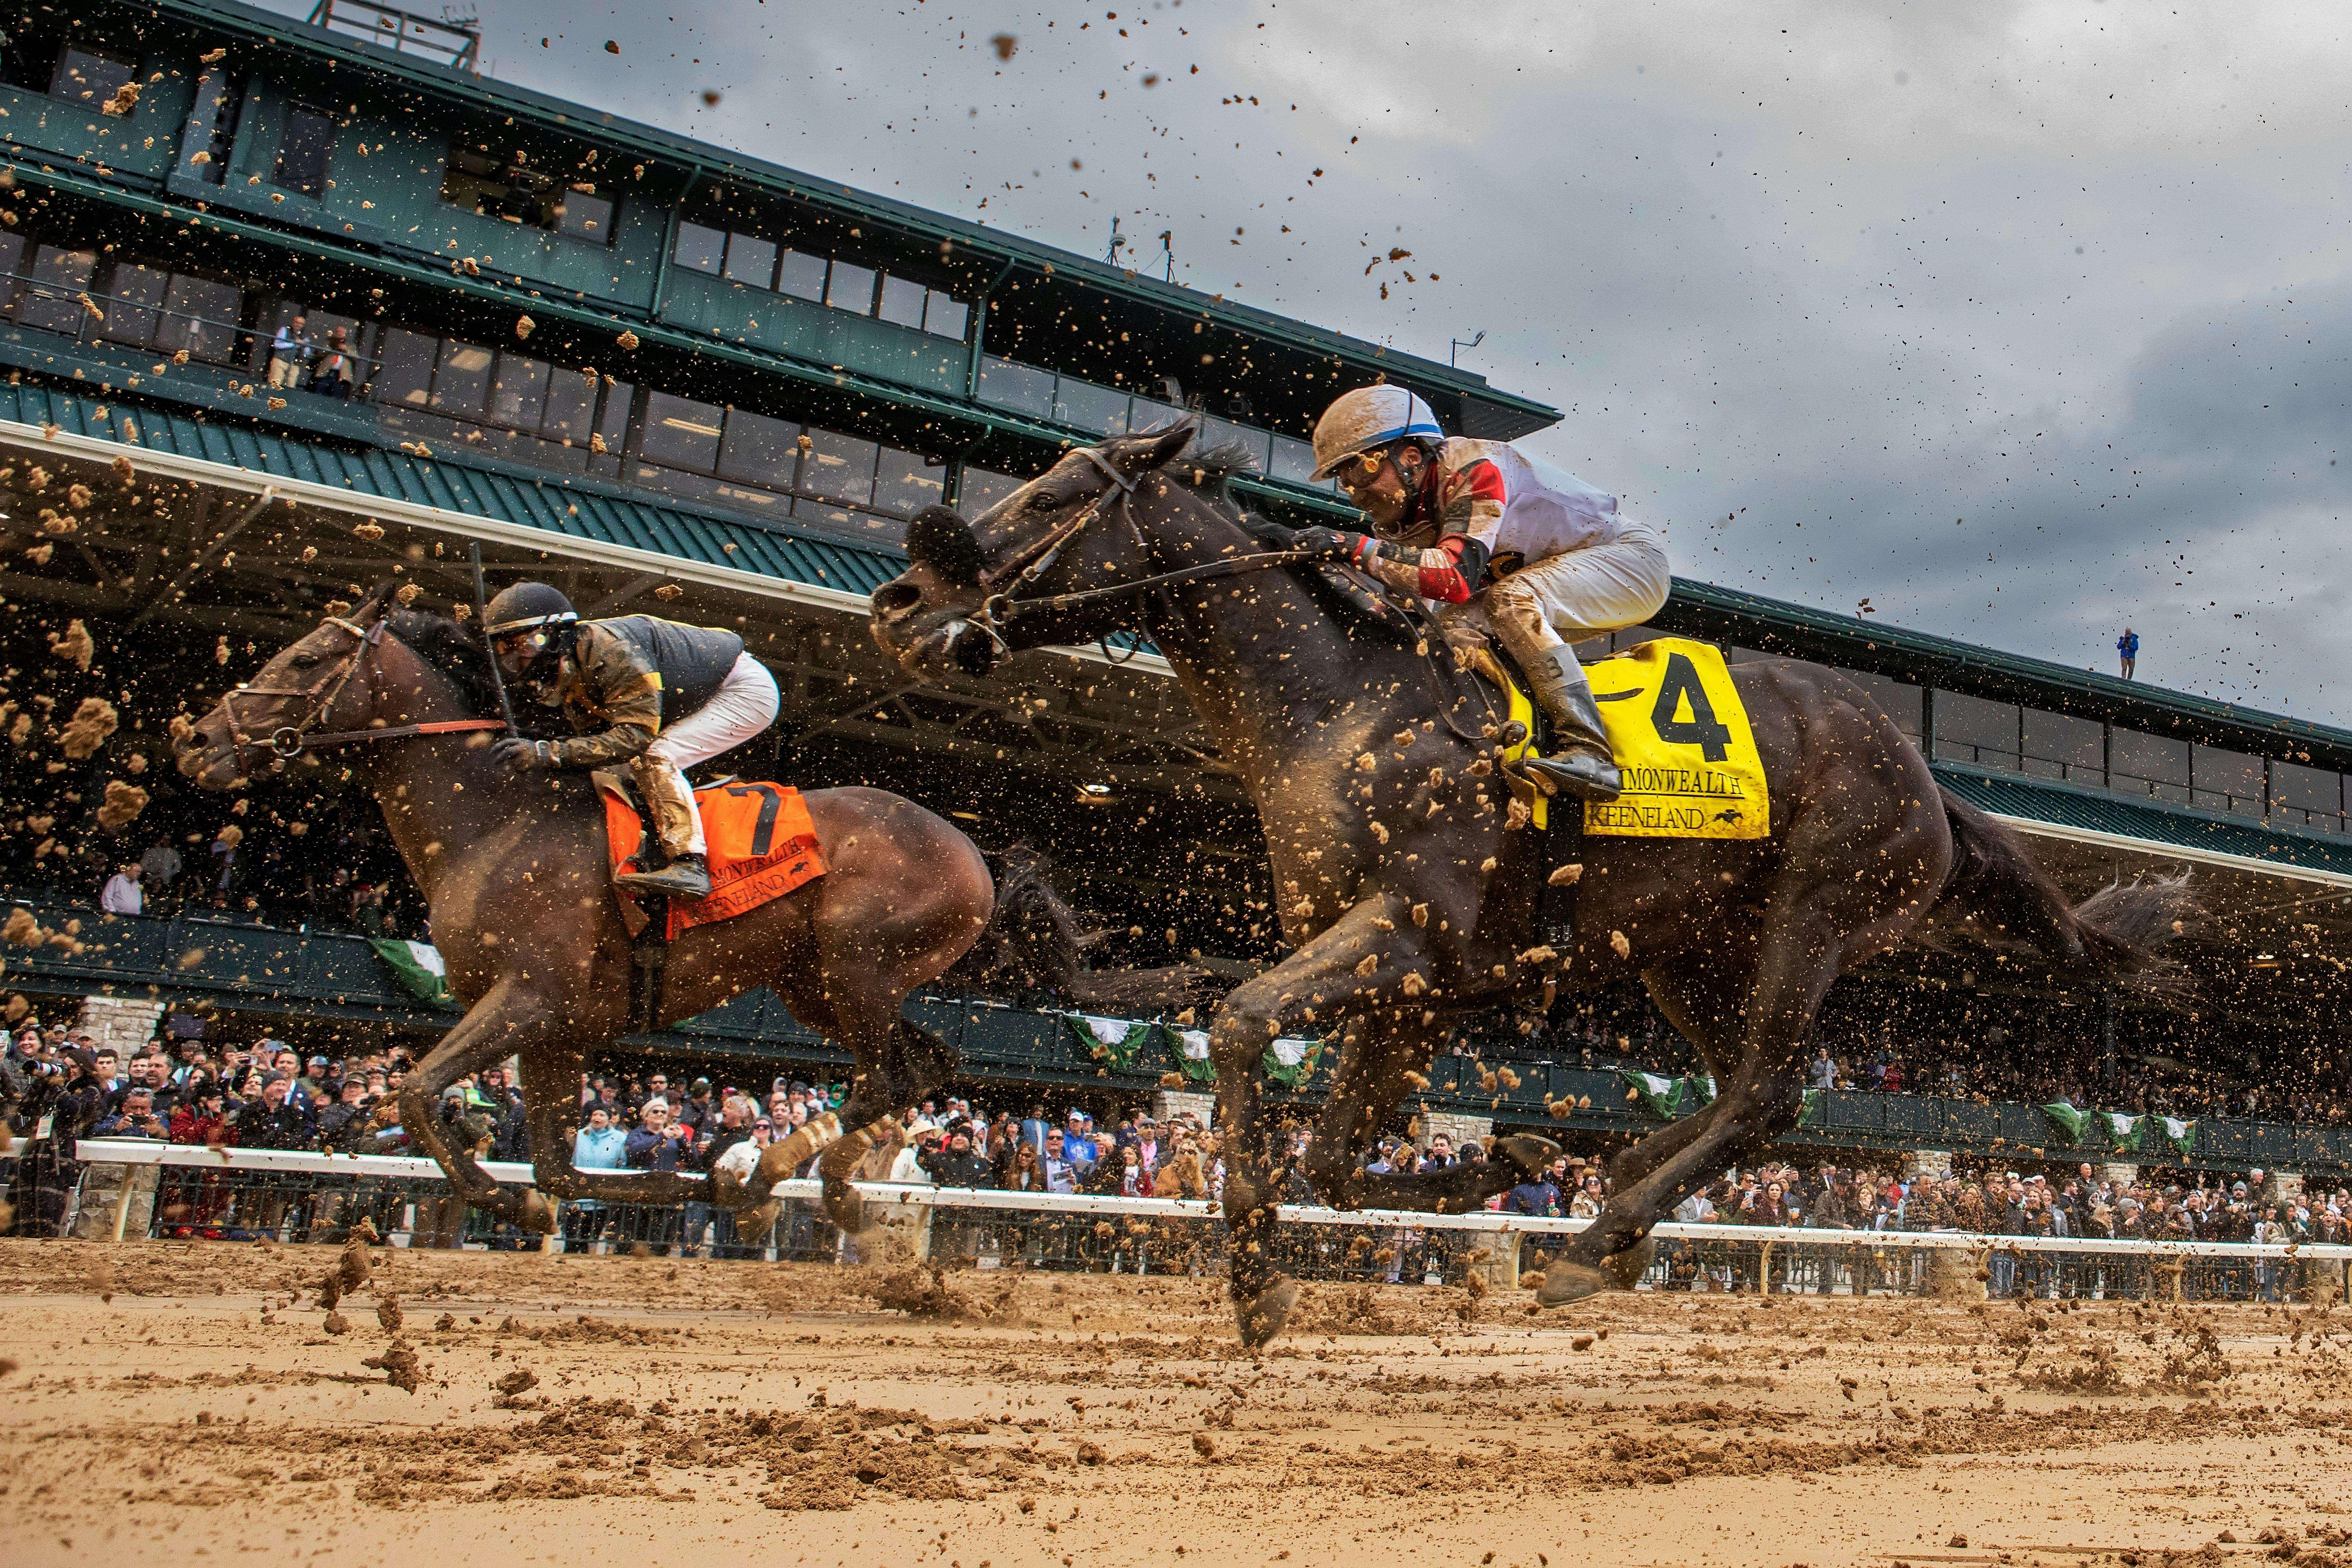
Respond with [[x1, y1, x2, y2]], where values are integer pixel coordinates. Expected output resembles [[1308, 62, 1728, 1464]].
[[600, 780, 827, 939]]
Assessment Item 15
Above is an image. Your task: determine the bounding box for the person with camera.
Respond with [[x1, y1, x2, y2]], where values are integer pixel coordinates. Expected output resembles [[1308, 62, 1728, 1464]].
[[5, 1046, 107, 1235]]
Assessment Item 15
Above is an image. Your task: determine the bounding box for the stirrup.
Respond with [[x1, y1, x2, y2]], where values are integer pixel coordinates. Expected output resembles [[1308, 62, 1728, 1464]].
[[615, 854, 711, 899]]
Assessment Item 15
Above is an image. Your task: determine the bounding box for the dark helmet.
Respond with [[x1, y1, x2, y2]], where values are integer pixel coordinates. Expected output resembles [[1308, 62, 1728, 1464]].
[[482, 581, 578, 678]]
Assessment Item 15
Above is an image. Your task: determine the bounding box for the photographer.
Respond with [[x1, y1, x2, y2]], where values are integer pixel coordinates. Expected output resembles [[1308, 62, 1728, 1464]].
[[6, 1046, 107, 1236], [94, 1087, 169, 1141]]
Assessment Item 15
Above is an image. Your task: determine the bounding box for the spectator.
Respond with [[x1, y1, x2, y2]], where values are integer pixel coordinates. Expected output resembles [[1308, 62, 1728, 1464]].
[[566, 1106, 629, 1251], [1504, 1164, 1561, 1217], [101, 862, 143, 915], [139, 839, 183, 903], [317, 1077, 379, 1154], [1002, 1141, 1047, 1192], [1062, 1110, 1099, 1167], [168, 1080, 231, 1145], [266, 314, 310, 388], [94, 1086, 168, 1140], [1040, 1127, 1086, 1192], [625, 1100, 689, 1174], [234, 1073, 316, 1150], [2117, 626, 2139, 680], [923, 1125, 994, 1189]]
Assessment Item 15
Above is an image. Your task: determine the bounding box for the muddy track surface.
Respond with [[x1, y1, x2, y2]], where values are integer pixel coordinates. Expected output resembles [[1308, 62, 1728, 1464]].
[[3, 1239, 2351, 1567]]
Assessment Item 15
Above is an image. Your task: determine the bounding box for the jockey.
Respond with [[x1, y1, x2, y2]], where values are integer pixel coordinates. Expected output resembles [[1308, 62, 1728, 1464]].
[[1292, 386, 1671, 802], [481, 582, 781, 898]]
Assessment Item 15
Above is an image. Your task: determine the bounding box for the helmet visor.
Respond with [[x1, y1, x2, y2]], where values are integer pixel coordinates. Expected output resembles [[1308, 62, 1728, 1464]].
[[493, 628, 550, 678]]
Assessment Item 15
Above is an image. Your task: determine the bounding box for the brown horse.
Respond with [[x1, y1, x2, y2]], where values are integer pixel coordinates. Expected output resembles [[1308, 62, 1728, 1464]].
[[871, 421, 2192, 1348], [173, 583, 1171, 1235]]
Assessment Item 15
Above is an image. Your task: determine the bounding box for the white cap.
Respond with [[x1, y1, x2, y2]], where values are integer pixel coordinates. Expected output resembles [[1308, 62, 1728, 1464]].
[[1310, 385, 1445, 480]]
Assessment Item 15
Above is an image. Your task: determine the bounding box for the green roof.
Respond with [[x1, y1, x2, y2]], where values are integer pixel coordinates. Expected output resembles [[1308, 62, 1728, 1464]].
[[1934, 762, 2352, 881]]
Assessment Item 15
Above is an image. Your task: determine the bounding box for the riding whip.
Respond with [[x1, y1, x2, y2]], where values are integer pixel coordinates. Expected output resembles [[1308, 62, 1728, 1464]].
[[468, 540, 521, 738]]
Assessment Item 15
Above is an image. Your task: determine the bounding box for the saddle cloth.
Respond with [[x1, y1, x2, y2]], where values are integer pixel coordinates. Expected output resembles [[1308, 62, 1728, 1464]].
[[599, 778, 828, 938]]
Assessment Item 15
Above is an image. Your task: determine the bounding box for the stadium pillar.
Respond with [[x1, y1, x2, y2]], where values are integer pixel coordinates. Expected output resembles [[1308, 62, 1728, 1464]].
[[1152, 1089, 1216, 1126], [1902, 1149, 1953, 1183], [1420, 1111, 1495, 1157], [2097, 1163, 2141, 1188], [76, 995, 166, 1059]]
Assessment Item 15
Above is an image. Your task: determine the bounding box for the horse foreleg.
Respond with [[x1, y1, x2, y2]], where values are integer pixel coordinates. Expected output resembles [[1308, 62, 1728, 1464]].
[[398, 982, 559, 1229]]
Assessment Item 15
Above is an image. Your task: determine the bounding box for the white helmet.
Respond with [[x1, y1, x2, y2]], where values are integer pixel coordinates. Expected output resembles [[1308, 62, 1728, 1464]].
[[1310, 385, 1445, 480]]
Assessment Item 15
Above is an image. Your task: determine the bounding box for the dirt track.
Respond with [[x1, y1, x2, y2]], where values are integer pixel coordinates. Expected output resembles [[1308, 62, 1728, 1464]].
[[2, 1239, 2350, 1568]]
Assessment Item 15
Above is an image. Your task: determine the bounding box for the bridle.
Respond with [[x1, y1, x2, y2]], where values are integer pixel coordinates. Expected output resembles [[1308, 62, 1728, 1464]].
[[211, 612, 505, 766]]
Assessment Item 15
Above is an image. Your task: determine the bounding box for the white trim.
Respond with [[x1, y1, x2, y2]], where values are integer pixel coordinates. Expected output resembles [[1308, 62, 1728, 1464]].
[[0, 418, 1175, 677], [1988, 812, 2352, 891]]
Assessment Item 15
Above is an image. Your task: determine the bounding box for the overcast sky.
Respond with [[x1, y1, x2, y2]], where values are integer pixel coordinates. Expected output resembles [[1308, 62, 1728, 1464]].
[[276, 0, 2352, 721]]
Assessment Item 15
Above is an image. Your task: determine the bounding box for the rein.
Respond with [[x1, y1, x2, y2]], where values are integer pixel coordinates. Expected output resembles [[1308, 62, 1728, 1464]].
[[213, 613, 504, 764]]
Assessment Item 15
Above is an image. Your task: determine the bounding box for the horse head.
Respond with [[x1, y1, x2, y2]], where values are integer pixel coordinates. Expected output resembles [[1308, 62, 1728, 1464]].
[[870, 419, 1206, 679], [173, 582, 406, 789]]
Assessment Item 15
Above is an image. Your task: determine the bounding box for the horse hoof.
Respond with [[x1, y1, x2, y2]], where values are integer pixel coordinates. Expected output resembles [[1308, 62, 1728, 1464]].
[[1490, 1133, 1561, 1180], [518, 1189, 558, 1236], [1235, 1277, 1300, 1352], [1605, 1238, 1657, 1289], [822, 1179, 866, 1233], [745, 1201, 782, 1235], [1535, 1263, 1612, 1308]]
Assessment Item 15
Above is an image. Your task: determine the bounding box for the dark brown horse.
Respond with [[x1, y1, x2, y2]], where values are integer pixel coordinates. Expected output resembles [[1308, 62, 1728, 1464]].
[[173, 584, 1170, 1235], [871, 421, 2190, 1348]]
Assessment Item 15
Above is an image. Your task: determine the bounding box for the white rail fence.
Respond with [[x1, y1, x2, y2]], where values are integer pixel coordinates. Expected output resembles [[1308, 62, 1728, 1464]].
[[57, 1140, 2352, 1301]]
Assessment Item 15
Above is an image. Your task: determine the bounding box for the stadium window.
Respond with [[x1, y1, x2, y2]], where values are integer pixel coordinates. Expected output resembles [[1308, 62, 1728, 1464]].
[[438, 143, 562, 227], [975, 355, 1055, 419], [672, 221, 726, 275], [777, 251, 828, 302], [923, 290, 969, 340], [715, 407, 803, 491], [273, 103, 336, 198], [487, 353, 551, 431], [1835, 669, 1922, 741], [2190, 745, 2265, 819], [872, 446, 945, 518], [539, 366, 597, 444], [875, 274, 927, 330], [825, 260, 877, 315], [49, 46, 134, 106], [97, 263, 168, 349], [2109, 727, 2190, 805], [430, 340, 495, 418], [596, 381, 633, 456], [2271, 760, 2343, 833], [723, 232, 779, 289], [2021, 708, 2104, 786], [1931, 690, 2021, 773], [16, 244, 97, 336], [639, 390, 725, 474], [956, 464, 1028, 514], [372, 328, 438, 407], [799, 426, 879, 506], [1268, 432, 1321, 487], [156, 274, 244, 364], [556, 188, 616, 243]]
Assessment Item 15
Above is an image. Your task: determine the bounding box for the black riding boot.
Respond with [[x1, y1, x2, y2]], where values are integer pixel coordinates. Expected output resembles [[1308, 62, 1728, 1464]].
[[1520, 645, 1624, 802]]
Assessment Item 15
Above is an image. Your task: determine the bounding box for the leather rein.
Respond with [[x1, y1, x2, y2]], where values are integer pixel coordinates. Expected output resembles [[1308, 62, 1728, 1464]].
[[213, 613, 505, 765]]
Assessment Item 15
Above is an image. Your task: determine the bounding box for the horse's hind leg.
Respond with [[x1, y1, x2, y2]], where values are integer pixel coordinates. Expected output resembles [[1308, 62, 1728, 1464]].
[[815, 1017, 958, 1229]]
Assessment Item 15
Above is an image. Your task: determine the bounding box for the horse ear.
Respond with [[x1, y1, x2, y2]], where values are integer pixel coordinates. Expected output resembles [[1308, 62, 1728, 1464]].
[[351, 578, 402, 623], [1115, 417, 1197, 479]]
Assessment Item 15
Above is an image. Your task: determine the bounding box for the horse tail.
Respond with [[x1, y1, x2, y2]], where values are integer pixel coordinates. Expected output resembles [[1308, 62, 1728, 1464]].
[[950, 845, 1217, 1015], [1930, 787, 2196, 980]]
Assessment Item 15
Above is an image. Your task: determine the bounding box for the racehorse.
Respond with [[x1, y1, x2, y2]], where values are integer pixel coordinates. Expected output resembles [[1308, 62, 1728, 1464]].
[[173, 583, 1185, 1237], [870, 419, 2191, 1348]]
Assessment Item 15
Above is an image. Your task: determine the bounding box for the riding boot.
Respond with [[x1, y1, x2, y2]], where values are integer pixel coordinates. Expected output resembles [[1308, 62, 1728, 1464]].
[[615, 757, 713, 899], [1519, 644, 1624, 803]]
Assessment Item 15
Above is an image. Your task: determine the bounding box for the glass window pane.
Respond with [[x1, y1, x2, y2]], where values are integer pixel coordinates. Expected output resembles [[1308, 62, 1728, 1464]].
[[872, 446, 945, 517], [52, 48, 134, 105], [597, 381, 633, 452], [1268, 432, 1320, 486], [777, 251, 827, 302], [825, 260, 876, 314], [2191, 746, 2264, 818], [1838, 670, 1922, 739], [370, 328, 437, 407], [2273, 760, 2340, 814], [557, 190, 614, 242], [539, 366, 597, 443], [1128, 396, 1185, 435], [487, 353, 549, 430], [723, 232, 778, 288], [98, 263, 168, 347], [799, 426, 877, 505], [715, 407, 801, 489], [1054, 376, 1133, 435], [640, 391, 726, 473], [17, 244, 96, 335], [0, 231, 24, 286], [957, 464, 1027, 515], [1932, 691, 2020, 770], [2022, 709, 2103, 785], [923, 290, 968, 340], [1200, 416, 1270, 471], [672, 221, 726, 274], [273, 105, 335, 198], [876, 275, 926, 329], [155, 274, 243, 365], [2110, 728, 2189, 803], [975, 355, 1055, 418], [431, 340, 494, 417]]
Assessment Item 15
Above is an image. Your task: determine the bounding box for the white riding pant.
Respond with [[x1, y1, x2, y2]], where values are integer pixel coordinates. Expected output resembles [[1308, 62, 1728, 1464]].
[[642, 653, 781, 855], [1440, 514, 1672, 662]]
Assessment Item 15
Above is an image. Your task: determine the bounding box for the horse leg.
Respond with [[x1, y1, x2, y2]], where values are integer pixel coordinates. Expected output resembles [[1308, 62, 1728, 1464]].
[[816, 1018, 957, 1226], [396, 982, 564, 1227], [1537, 926, 1836, 1307], [509, 1038, 596, 1236]]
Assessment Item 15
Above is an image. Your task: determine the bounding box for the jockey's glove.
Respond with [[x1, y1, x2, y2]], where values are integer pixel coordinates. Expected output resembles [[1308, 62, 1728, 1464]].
[[1290, 525, 1363, 561], [491, 737, 555, 773]]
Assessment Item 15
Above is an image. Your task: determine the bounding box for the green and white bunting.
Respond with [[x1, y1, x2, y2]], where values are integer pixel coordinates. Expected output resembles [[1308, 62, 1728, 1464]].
[[369, 938, 459, 1009], [1680, 1074, 1717, 1111], [2159, 1116, 2197, 1156], [1263, 1034, 1324, 1087], [1065, 1014, 1157, 1074], [1174, 1027, 1216, 1084], [2097, 1110, 2145, 1152], [1800, 1087, 1822, 1127], [1622, 1070, 1683, 1120], [2038, 1102, 2089, 1145]]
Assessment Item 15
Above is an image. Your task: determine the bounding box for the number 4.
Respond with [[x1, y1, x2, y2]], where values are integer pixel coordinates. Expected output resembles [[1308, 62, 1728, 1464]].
[[1650, 652, 1734, 762]]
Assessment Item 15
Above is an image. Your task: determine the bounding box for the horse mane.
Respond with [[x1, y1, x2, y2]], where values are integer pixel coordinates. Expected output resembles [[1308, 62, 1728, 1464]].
[[362, 594, 507, 719], [1161, 434, 1261, 510]]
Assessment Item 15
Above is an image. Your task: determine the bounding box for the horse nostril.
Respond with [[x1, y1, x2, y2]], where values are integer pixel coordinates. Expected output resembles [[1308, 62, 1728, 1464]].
[[872, 580, 923, 619]]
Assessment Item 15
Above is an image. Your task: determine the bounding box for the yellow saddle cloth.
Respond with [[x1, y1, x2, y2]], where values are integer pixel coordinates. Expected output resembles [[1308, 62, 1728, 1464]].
[[1491, 637, 1770, 839]]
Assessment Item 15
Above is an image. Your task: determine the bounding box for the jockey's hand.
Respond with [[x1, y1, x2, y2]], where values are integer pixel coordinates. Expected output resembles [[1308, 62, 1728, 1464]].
[[1290, 526, 1361, 561], [492, 737, 551, 774], [1241, 515, 1298, 551]]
